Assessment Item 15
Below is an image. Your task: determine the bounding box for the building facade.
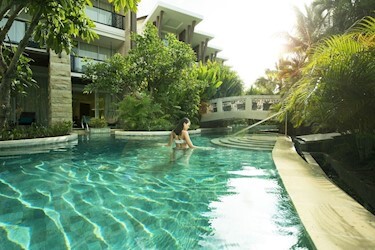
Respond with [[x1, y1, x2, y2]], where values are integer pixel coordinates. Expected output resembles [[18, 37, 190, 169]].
[[3, 1, 223, 127]]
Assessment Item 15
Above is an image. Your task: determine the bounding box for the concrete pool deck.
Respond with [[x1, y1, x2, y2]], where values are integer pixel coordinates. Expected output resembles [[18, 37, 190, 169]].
[[273, 136, 375, 250]]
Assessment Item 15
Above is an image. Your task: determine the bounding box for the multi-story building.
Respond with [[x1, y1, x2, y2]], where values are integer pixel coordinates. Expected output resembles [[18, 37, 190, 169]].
[[137, 2, 225, 63], [2, 1, 223, 127]]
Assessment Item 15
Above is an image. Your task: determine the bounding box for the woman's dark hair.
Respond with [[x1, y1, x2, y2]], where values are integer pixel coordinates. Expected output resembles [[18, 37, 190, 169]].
[[173, 117, 190, 135]]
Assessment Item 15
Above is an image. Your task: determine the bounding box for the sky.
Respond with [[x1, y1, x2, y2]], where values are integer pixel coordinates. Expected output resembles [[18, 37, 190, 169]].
[[138, 0, 313, 89]]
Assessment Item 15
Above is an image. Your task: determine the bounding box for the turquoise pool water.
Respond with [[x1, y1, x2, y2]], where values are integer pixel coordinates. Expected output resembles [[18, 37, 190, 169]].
[[0, 134, 314, 249]]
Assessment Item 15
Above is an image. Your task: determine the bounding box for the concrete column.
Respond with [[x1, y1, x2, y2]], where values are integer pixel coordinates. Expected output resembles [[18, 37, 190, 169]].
[[94, 91, 99, 118], [200, 41, 204, 62], [217, 99, 223, 112], [197, 41, 202, 61], [187, 20, 196, 44], [187, 25, 191, 44], [156, 10, 164, 37], [179, 29, 186, 42], [246, 96, 253, 112], [48, 51, 72, 126], [123, 11, 137, 55], [201, 38, 208, 63]]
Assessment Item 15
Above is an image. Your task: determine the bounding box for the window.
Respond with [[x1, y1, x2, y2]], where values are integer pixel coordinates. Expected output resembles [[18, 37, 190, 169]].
[[86, 0, 113, 26], [0, 19, 26, 43], [98, 47, 112, 61], [74, 42, 115, 61], [79, 43, 98, 59]]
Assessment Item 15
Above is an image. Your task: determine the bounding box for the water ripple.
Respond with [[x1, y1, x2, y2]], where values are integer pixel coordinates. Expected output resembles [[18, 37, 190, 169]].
[[0, 135, 313, 249]]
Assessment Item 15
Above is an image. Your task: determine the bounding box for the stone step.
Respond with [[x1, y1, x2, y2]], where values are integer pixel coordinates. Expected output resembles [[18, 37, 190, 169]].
[[226, 137, 276, 146], [222, 139, 275, 148], [211, 138, 274, 151], [211, 134, 277, 151]]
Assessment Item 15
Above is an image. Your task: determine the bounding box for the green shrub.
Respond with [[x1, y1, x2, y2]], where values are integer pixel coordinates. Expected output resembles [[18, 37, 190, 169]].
[[48, 121, 73, 136], [88, 118, 108, 128], [0, 121, 72, 141], [118, 93, 172, 131]]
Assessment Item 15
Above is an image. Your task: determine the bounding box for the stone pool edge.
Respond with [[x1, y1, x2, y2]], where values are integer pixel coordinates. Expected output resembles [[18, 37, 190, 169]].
[[114, 129, 202, 137], [272, 136, 375, 250], [0, 134, 78, 149]]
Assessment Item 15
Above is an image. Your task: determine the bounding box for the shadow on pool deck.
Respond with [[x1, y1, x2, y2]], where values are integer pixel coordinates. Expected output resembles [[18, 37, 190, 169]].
[[273, 136, 375, 250]]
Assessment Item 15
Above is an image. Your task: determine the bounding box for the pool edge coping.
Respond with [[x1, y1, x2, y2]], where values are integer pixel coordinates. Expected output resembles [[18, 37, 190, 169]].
[[272, 136, 375, 249], [0, 134, 78, 149], [114, 129, 202, 136]]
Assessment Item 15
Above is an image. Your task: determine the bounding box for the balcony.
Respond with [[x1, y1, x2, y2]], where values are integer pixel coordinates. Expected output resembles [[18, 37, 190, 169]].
[[71, 55, 104, 73], [85, 6, 125, 30]]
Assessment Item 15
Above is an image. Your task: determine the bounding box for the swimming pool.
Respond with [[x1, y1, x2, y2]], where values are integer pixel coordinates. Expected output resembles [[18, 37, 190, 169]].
[[0, 134, 314, 249]]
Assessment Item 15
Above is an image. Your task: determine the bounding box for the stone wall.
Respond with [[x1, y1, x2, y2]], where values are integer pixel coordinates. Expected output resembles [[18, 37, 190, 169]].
[[48, 51, 72, 125]]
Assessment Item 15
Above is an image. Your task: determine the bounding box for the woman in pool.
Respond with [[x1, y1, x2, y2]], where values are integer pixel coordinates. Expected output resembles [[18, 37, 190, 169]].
[[167, 117, 196, 149]]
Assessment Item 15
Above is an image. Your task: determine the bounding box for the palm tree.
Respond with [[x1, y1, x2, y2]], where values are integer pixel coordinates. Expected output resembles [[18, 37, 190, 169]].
[[276, 5, 326, 96], [284, 15, 375, 135], [247, 68, 282, 95], [312, 0, 375, 35], [282, 5, 327, 55]]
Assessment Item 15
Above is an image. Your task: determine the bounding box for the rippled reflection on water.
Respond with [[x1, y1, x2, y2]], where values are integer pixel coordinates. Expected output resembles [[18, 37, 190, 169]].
[[0, 134, 313, 249]]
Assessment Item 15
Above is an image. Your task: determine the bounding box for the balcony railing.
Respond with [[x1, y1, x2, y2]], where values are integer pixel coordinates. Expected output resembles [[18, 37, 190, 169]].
[[85, 6, 125, 30], [71, 55, 104, 73]]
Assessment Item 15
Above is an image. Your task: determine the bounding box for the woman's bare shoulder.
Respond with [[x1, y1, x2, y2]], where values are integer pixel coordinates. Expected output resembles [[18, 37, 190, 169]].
[[181, 130, 189, 136]]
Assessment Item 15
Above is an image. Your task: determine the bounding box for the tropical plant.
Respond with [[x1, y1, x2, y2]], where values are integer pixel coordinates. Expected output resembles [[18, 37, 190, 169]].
[[283, 15, 375, 134], [126, 22, 196, 94], [0, 121, 72, 140], [0, 0, 139, 128], [312, 0, 375, 35], [88, 117, 108, 128], [212, 64, 243, 98], [124, 22, 200, 123], [274, 4, 327, 98], [83, 53, 136, 96], [118, 93, 172, 131], [299, 13, 375, 162], [284, 5, 327, 54], [194, 60, 223, 101], [247, 68, 281, 95]]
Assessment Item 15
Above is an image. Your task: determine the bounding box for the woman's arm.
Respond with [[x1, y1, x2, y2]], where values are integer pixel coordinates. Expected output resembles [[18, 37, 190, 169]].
[[167, 131, 174, 146], [182, 130, 196, 148]]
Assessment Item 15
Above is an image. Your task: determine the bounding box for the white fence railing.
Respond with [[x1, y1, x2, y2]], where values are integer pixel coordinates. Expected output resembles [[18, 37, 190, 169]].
[[201, 95, 280, 122]]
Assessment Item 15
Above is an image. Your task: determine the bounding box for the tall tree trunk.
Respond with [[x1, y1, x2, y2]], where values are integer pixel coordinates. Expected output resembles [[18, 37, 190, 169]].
[[0, 75, 11, 128], [0, 7, 42, 128]]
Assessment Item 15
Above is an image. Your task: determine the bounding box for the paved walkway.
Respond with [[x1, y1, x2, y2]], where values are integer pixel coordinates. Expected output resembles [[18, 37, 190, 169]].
[[272, 136, 375, 250]]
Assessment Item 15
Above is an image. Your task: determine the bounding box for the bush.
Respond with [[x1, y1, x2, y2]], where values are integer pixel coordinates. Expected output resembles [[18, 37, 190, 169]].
[[0, 121, 72, 141], [88, 117, 108, 128], [118, 93, 172, 131]]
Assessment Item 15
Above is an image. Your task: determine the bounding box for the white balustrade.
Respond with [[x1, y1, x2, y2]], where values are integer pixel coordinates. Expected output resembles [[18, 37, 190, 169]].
[[201, 95, 280, 122]]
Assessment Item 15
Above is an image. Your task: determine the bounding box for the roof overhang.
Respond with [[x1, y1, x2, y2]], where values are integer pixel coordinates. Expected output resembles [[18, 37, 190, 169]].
[[141, 1, 203, 35], [191, 30, 214, 48]]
